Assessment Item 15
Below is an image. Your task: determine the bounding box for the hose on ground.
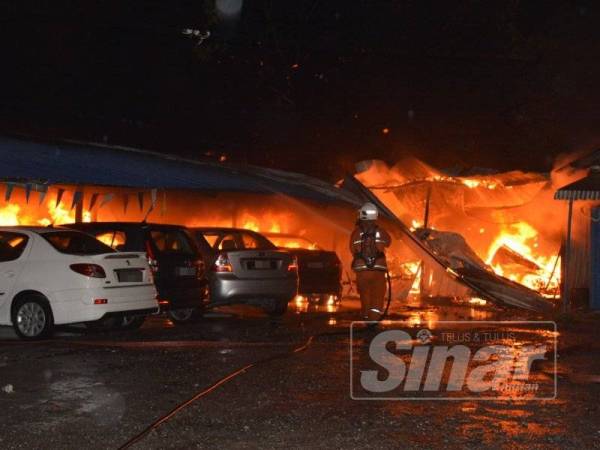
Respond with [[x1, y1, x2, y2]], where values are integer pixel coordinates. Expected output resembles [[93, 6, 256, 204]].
[[119, 279, 394, 449], [118, 317, 394, 448], [118, 334, 317, 449]]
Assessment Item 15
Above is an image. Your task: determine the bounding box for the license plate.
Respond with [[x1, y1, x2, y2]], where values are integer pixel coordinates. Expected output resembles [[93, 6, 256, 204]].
[[175, 267, 197, 277], [116, 269, 143, 282], [249, 259, 275, 270], [307, 262, 324, 269]]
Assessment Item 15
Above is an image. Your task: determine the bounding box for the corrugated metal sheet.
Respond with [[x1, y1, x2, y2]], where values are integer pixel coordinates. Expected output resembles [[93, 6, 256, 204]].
[[0, 135, 359, 205], [554, 171, 600, 201], [554, 190, 600, 200]]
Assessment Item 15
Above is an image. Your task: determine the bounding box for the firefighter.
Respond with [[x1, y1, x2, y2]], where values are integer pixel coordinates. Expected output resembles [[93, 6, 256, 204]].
[[349, 202, 391, 321]]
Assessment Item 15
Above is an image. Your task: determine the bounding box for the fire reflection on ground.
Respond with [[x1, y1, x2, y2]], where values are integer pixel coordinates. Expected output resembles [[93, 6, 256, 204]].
[[291, 295, 341, 315]]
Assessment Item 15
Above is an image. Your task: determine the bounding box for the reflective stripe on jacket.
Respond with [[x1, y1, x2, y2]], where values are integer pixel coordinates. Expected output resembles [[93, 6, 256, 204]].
[[349, 223, 391, 272]]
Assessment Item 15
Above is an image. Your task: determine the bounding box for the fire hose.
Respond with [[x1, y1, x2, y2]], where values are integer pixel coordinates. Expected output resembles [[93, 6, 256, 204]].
[[382, 269, 393, 319], [118, 278, 395, 449], [117, 335, 316, 449]]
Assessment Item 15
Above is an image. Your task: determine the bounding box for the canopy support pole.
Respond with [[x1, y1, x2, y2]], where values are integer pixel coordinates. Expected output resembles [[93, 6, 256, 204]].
[[423, 183, 432, 228], [75, 196, 83, 223], [562, 199, 574, 312]]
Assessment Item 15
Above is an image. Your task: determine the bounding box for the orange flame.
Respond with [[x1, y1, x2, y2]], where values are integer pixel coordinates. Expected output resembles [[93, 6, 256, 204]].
[[486, 221, 560, 295], [0, 201, 91, 227]]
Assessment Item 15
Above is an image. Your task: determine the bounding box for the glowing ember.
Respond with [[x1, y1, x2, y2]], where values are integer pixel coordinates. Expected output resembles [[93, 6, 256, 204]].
[[469, 297, 487, 306], [410, 219, 423, 231]]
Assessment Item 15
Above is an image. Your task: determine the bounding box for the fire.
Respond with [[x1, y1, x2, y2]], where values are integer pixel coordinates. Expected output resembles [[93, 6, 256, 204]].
[[240, 212, 288, 234], [462, 179, 480, 188], [469, 297, 487, 306], [419, 175, 499, 190], [238, 211, 321, 249], [0, 201, 91, 227], [486, 221, 560, 296], [410, 219, 423, 231], [0, 204, 22, 226], [38, 202, 91, 226], [241, 219, 260, 232], [266, 234, 318, 250], [487, 222, 537, 261]]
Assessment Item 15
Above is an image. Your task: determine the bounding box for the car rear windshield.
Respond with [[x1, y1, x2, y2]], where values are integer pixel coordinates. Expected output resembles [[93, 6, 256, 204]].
[[239, 231, 276, 250], [150, 229, 197, 256], [42, 231, 115, 255]]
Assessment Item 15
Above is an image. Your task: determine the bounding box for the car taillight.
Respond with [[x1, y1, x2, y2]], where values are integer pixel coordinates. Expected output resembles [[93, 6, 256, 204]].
[[145, 240, 159, 274], [211, 253, 233, 272], [70, 264, 106, 278], [287, 257, 298, 272]]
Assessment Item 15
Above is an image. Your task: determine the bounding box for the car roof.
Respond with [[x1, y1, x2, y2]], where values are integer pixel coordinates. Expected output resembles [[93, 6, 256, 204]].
[[0, 226, 85, 235], [193, 227, 262, 234], [65, 221, 189, 230], [261, 232, 308, 239]]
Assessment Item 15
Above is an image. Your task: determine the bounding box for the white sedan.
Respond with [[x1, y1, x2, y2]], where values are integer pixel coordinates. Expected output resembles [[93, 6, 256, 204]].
[[0, 227, 158, 340]]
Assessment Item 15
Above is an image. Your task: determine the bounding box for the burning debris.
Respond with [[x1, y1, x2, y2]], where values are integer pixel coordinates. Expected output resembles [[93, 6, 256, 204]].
[[413, 228, 554, 312], [343, 171, 556, 313], [354, 158, 565, 303]]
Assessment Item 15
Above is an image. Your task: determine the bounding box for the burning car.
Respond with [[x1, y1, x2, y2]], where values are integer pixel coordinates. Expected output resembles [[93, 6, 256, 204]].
[[262, 232, 342, 302], [0, 227, 158, 339], [192, 227, 298, 315]]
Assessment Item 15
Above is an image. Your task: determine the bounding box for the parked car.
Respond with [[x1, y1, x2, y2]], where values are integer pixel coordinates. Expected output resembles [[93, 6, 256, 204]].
[[192, 227, 298, 315], [262, 233, 342, 301], [65, 222, 207, 324], [0, 227, 158, 340]]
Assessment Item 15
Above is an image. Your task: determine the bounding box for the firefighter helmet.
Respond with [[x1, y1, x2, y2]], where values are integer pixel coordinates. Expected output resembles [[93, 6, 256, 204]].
[[359, 202, 378, 221]]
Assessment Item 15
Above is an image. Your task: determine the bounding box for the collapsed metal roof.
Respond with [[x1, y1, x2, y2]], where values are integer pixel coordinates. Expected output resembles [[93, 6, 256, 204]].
[[343, 175, 554, 314], [0, 135, 360, 205]]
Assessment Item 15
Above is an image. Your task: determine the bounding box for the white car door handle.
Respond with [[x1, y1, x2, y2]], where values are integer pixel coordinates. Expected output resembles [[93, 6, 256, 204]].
[[4, 271, 15, 278]]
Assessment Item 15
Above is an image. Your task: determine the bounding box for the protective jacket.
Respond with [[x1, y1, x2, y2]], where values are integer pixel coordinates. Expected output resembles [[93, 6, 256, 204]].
[[349, 222, 391, 272]]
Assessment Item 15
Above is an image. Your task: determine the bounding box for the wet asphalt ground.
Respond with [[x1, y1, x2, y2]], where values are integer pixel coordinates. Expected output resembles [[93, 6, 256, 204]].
[[1, 297, 600, 449]]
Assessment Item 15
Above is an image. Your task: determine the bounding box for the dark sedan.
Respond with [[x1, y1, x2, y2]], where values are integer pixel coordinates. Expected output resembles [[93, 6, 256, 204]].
[[262, 233, 342, 302], [65, 222, 208, 325]]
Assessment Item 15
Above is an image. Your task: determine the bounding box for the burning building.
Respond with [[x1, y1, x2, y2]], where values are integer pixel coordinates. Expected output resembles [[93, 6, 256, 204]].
[[0, 134, 595, 312]]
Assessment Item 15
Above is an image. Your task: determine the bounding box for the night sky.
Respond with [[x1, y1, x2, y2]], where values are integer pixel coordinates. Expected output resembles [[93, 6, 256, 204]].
[[1, 1, 599, 180]]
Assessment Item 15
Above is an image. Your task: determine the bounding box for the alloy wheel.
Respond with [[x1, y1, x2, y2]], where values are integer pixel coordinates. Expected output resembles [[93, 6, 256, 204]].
[[16, 302, 47, 337]]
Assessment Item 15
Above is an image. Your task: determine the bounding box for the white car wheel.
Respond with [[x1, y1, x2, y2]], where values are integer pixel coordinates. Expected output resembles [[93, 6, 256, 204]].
[[12, 297, 54, 340]]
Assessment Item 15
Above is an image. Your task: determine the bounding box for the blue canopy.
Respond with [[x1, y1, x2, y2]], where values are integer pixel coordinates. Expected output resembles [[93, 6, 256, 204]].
[[0, 135, 359, 205]]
